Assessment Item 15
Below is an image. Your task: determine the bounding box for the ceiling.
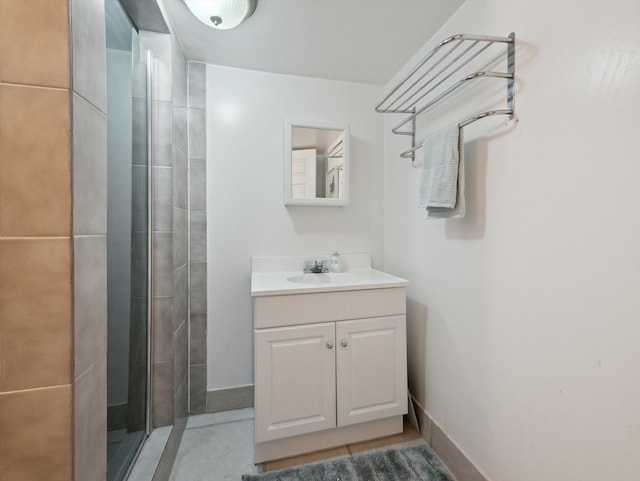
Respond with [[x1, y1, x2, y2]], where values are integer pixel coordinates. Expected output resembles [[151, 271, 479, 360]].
[[161, 0, 466, 86]]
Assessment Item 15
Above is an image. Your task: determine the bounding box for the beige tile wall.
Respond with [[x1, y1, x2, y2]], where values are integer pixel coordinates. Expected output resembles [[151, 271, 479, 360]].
[[0, 385, 72, 481], [0, 85, 71, 236], [0, 1, 73, 479], [0, 238, 72, 391], [0, 0, 70, 88]]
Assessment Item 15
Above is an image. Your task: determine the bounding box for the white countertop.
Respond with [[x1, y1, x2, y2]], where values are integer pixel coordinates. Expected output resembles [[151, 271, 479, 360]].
[[251, 254, 408, 297]]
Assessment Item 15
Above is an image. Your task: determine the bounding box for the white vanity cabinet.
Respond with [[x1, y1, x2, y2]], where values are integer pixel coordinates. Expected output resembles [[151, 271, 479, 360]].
[[252, 285, 408, 463], [254, 322, 337, 442], [335, 316, 406, 427]]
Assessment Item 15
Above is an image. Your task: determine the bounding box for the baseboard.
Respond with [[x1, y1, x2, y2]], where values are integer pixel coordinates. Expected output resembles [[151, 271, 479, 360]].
[[206, 385, 254, 413], [410, 395, 490, 481]]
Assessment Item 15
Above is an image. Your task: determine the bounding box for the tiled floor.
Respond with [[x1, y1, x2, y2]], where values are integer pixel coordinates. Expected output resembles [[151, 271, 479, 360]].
[[168, 408, 426, 481]]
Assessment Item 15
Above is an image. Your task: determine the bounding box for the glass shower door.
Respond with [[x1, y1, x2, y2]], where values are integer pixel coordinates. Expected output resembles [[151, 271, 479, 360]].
[[105, 0, 151, 479]]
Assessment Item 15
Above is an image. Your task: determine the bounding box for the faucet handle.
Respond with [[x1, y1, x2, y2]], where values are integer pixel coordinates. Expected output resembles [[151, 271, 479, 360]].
[[316, 260, 329, 273], [303, 259, 329, 273]]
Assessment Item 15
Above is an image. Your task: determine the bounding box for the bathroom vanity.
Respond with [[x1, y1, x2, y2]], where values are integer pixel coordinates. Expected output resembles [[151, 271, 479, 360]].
[[251, 254, 408, 463]]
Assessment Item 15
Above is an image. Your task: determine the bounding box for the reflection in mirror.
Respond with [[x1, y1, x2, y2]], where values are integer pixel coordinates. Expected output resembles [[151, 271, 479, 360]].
[[284, 121, 349, 206]]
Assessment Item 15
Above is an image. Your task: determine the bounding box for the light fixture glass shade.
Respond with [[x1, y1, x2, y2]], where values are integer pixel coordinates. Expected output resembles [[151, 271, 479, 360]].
[[184, 0, 257, 30]]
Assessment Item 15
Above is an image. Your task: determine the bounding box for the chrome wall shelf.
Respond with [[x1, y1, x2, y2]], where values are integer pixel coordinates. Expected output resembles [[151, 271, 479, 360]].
[[376, 33, 516, 160]]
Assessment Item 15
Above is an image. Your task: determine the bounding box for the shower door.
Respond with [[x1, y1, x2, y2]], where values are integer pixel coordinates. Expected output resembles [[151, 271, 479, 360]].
[[105, 0, 151, 479]]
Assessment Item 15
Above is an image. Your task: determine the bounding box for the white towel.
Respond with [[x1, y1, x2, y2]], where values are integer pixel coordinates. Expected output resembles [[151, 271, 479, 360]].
[[417, 125, 465, 219]]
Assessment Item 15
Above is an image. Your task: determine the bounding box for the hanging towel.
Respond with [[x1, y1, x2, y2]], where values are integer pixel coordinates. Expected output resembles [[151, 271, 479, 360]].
[[417, 125, 465, 219]]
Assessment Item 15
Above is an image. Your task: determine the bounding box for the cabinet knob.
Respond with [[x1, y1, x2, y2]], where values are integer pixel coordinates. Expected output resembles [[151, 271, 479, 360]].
[[327, 341, 334, 350], [341, 340, 348, 348]]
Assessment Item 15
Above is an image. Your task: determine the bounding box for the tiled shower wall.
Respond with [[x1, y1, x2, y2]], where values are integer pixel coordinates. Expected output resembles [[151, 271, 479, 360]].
[[0, 0, 108, 480], [140, 31, 175, 429], [0, 1, 199, 479], [188, 61, 208, 414], [139, 23, 190, 480], [170, 32, 189, 441], [70, 0, 109, 480]]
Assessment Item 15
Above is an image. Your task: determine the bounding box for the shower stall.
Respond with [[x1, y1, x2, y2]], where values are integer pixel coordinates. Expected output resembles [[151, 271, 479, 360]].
[[105, 0, 153, 479]]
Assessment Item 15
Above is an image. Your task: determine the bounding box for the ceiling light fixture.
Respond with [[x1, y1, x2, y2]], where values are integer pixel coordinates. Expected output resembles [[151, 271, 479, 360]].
[[184, 0, 258, 30]]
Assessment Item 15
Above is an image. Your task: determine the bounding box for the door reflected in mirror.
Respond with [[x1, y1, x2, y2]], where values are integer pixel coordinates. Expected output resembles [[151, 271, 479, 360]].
[[284, 121, 349, 206]]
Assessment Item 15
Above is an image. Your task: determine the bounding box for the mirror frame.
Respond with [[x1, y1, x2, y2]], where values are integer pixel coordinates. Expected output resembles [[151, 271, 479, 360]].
[[284, 120, 350, 206]]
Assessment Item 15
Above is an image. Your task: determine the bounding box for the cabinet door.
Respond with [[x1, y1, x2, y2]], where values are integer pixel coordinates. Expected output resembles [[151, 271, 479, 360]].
[[336, 315, 407, 427], [255, 323, 336, 443]]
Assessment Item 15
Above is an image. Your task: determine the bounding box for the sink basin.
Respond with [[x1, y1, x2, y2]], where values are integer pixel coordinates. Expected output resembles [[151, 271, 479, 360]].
[[286, 273, 358, 285], [251, 255, 408, 296]]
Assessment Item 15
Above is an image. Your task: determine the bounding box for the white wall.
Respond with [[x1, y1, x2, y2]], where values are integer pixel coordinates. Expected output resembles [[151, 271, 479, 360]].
[[383, 2, 640, 481], [206, 65, 384, 389]]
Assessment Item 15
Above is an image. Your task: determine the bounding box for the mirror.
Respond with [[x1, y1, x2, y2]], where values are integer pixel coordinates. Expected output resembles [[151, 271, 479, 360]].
[[284, 121, 349, 206]]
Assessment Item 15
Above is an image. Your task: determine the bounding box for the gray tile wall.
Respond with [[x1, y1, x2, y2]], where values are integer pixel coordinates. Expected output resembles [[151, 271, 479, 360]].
[[140, 31, 175, 429], [71, 0, 107, 113], [171, 31, 189, 441], [140, 26, 190, 481], [187, 61, 207, 414], [69, 2, 192, 480], [70, 0, 108, 480]]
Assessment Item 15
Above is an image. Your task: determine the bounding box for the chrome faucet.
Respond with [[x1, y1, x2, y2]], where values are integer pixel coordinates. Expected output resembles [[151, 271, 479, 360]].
[[303, 260, 329, 274]]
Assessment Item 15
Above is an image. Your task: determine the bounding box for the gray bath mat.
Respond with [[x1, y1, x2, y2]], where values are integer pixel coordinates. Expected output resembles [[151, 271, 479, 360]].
[[241, 444, 454, 481]]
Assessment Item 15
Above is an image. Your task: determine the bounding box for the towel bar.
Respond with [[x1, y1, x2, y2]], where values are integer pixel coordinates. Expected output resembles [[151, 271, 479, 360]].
[[376, 33, 516, 161], [399, 109, 516, 159]]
